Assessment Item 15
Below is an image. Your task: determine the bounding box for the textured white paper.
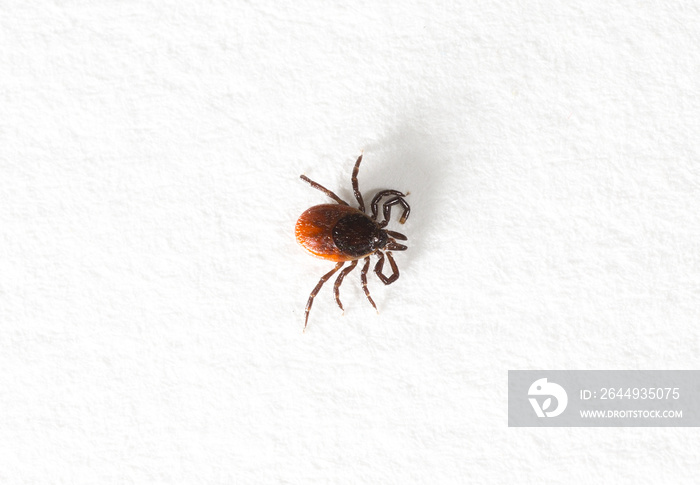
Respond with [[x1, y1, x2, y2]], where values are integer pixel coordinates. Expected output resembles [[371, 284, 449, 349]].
[[1, 1, 699, 483]]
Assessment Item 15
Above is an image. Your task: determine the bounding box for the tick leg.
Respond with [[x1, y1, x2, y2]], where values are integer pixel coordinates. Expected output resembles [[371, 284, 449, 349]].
[[374, 251, 399, 285], [351, 153, 365, 213], [379, 196, 411, 227], [304, 262, 344, 331], [370, 190, 404, 220], [361, 256, 378, 313], [333, 259, 358, 313], [300, 175, 349, 206]]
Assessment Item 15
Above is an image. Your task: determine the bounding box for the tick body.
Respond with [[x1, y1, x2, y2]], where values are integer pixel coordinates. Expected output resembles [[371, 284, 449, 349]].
[[296, 205, 387, 262], [296, 153, 410, 330]]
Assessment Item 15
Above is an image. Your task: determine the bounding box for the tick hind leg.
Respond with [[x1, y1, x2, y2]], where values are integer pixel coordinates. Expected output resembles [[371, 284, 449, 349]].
[[304, 262, 344, 331], [300, 175, 349, 206], [333, 259, 358, 313], [361, 256, 378, 313], [374, 251, 400, 284]]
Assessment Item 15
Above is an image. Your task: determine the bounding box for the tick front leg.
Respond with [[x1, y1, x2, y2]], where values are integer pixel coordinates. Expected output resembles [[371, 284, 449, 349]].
[[370, 190, 404, 220], [333, 259, 358, 313], [304, 262, 344, 331], [379, 196, 410, 227], [374, 251, 399, 285], [361, 256, 378, 313]]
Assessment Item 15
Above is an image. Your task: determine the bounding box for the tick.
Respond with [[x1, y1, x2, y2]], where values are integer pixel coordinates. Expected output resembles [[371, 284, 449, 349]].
[[295, 153, 410, 330]]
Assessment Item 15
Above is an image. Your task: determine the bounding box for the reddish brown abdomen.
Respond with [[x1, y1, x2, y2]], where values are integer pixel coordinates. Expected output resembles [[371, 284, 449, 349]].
[[295, 204, 367, 262]]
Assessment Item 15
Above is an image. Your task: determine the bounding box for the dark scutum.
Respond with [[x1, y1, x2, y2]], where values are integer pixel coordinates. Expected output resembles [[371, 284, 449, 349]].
[[332, 213, 387, 258]]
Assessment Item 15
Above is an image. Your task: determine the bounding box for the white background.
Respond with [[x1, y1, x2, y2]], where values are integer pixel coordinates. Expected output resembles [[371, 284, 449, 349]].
[[1, 1, 699, 483]]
